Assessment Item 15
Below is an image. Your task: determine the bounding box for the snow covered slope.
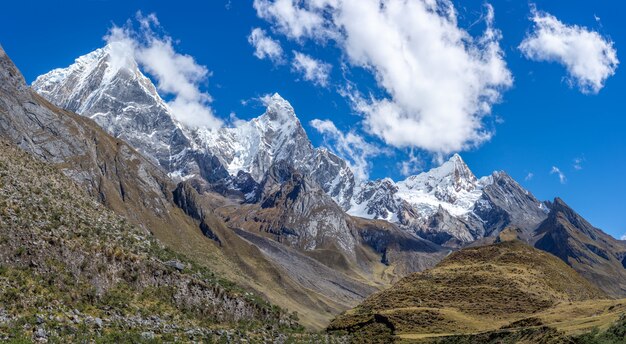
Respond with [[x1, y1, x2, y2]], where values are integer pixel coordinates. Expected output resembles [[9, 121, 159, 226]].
[[349, 155, 548, 246]]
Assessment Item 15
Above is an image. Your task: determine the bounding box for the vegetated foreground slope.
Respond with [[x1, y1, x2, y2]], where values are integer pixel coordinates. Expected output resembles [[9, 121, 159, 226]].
[[328, 236, 626, 343], [0, 139, 318, 342]]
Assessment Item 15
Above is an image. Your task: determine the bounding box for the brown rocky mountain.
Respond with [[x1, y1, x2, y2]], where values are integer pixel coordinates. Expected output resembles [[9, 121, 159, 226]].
[[533, 197, 626, 297]]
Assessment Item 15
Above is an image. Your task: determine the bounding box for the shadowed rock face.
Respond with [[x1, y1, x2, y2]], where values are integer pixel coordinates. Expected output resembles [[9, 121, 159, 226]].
[[534, 198, 626, 297]]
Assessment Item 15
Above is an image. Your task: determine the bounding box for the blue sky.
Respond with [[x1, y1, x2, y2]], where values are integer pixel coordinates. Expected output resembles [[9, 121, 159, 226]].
[[1, 0, 625, 239]]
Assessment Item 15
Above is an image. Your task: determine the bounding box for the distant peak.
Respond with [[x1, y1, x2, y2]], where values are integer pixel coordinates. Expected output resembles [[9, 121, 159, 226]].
[[269, 92, 285, 102], [449, 153, 463, 162], [261, 92, 298, 124], [434, 153, 474, 179]]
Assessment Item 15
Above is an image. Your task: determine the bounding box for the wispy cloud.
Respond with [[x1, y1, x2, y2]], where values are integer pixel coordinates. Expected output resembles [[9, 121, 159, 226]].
[[292, 52, 332, 87], [105, 12, 222, 129], [399, 150, 424, 177], [248, 28, 284, 64], [310, 118, 381, 181], [550, 166, 566, 184], [525, 172, 534, 181], [573, 156, 585, 170], [519, 6, 619, 94]]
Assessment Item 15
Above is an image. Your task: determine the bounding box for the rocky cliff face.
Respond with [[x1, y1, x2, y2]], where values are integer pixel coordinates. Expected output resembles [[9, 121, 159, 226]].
[[0, 44, 179, 231]]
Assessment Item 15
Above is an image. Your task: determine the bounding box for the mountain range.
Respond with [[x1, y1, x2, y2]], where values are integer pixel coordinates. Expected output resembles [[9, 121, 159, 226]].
[[1, 42, 626, 342]]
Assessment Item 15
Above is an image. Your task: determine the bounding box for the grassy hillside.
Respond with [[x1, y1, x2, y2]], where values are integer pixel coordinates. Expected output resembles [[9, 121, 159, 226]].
[[0, 139, 353, 342], [328, 239, 625, 343]]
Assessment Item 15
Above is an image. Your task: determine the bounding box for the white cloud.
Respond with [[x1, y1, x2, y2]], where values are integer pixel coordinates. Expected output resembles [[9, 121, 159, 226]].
[[525, 172, 534, 181], [104, 12, 222, 129], [519, 7, 619, 94], [573, 156, 584, 170], [310, 119, 381, 181], [254, 0, 513, 154], [550, 166, 566, 184], [292, 52, 332, 87], [621, 234, 626, 241], [253, 0, 331, 40], [248, 28, 284, 63], [399, 150, 424, 177]]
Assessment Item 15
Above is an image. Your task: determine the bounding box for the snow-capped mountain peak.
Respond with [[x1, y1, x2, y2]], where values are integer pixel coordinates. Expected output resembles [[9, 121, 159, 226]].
[[195, 93, 313, 182], [395, 153, 483, 217], [401, 154, 477, 194], [32, 43, 193, 176]]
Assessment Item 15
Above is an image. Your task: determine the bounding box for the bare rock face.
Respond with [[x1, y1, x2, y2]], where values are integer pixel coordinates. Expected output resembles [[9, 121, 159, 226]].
[[227, 160, 359, 258]]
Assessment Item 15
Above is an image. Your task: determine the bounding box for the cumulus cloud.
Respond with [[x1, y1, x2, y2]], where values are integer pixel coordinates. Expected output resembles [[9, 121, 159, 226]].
[[550, 166, 566, 184], [519, 7, 619, 94], [292, 52, 332, 87], [310, 119, 381, 181], [248, 28, 284, 63], [621, 234, 626, 241], [254, 0, 513, 154], [104, 12, 222, 129]]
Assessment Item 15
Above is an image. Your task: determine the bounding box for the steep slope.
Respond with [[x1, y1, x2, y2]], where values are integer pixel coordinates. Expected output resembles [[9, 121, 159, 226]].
[[328, 240, 620, 343], [0, 44, 193, 239], [0, 139, 302, 342], [534, 198, 626, 297]]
